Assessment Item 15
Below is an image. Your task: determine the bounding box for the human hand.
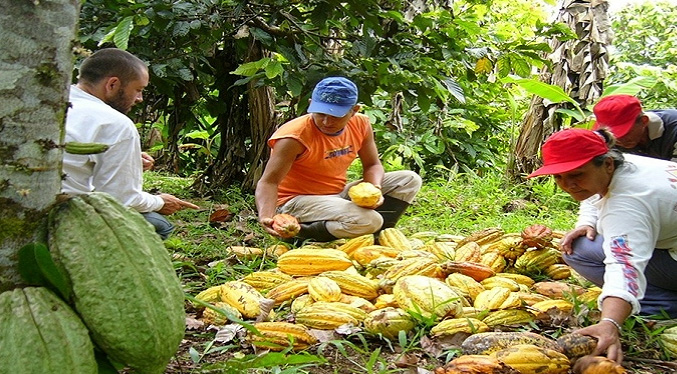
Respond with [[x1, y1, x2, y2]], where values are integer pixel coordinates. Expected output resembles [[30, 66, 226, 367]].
[[559, 225, 596, 255], [259, 217, 281, 237], [576, 321, 623, 363], [141, 152, 155, 171], [157, 193, 199, 215]]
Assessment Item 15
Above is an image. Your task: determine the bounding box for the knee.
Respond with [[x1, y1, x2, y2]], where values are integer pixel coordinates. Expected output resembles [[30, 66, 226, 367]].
[[142, 212, 175, 240], [564, 235, 605, 265]]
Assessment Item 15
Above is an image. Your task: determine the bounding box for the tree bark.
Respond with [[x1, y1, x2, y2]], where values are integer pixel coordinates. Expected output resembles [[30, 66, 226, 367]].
[[0, 0, 79, 290], [509, 0, 611, 179]]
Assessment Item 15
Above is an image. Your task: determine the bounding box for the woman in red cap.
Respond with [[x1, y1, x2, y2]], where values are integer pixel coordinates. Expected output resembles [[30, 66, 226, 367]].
[[529, 128, 677, 363]]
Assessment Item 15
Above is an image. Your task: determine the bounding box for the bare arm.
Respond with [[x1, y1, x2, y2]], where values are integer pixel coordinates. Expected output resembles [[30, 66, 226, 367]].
[[255, 138, 304, 236]]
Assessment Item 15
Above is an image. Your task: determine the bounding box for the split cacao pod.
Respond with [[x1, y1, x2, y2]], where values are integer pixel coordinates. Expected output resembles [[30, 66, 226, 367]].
[[348, 182, 382, 207]]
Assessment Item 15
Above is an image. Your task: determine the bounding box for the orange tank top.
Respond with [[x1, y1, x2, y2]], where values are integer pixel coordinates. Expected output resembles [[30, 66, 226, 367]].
[[269, 113, 371, 206]]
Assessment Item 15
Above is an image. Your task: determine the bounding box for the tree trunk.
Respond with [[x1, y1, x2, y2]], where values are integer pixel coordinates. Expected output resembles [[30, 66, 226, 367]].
[[0, 0, 80, 290], [509, 0, 612, 179]]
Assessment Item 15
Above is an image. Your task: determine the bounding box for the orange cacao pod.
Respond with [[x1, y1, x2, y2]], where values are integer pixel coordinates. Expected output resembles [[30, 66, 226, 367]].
[[271, 213, 300, 238], [521, 224, 553, 249], [572, 355, 626, 374]]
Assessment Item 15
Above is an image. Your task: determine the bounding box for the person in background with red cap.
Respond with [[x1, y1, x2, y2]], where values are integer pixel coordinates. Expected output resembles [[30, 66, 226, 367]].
[[529, 127, 677, 363], [255, 76, 422, 242], [593, 94, 677, 161]]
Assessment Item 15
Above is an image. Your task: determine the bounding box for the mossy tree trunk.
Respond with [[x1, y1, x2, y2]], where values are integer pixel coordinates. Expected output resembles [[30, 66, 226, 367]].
[[0, 0, 80, 290]]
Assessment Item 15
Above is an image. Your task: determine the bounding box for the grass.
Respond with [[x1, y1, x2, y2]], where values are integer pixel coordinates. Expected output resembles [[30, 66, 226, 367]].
[[143, 169, 675, 374]]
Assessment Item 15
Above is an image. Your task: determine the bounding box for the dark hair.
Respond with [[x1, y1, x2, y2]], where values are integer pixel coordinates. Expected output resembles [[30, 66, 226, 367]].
[[591, 128, 625, 168], [78, 48, 146, 85]]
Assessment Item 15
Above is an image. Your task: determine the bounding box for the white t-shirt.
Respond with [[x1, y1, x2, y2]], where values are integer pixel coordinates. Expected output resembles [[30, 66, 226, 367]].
[[62, 85, 164, 213], [576, 154, 677, 314]]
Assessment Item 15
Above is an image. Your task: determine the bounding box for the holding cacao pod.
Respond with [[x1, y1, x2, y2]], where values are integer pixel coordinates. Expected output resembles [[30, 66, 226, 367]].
[[348, 182, 382, 207], [271, 213, 301, 238]]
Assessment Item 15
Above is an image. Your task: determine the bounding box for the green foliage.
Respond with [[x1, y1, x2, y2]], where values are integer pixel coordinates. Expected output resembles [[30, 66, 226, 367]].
[[607, 1, 677, 109], [77, 0, 569, 182]]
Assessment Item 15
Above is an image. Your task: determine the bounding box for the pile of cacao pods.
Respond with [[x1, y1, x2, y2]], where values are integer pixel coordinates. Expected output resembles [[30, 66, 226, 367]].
[[193, 223, 677, 373]]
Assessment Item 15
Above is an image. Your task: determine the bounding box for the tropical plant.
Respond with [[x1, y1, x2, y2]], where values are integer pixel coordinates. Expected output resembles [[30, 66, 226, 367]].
[[77, 0, 566, 189]]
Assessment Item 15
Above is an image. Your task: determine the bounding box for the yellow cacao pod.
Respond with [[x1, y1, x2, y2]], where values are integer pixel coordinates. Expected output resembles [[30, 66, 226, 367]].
[[393, 275, 463, 320], [202, 302, 242, 325], [309, 301, 369, 321], [363, 307, 416, 340], [277, 247, 353, 276], [485, 234, 527, 260], [249, 322, 318, 351], [336, 234, 375, 257], [430, 317, 490, 337], [461, 331, 562, 355], [307, 276, 342, 302], [490, 344, 570, 374], [219, 281, 274, 319], [456, 227, 506, 249], [242, 270, 293, 293], [378, 228, 412, 251], [422, 241, 457, 262], [454, 241, 482, 262], [479, 251, 507, 273], [320, 270, 380, 300], [373, 294, 398, 309], [382, 257, 441, 283], [482, 309, 535, 327], [266, 278, 311, 306], [351, 245, 401, 266], [290, 294, 315, 314], [194, 285, 223, 305], [494, 273, 536, 287], [480, 276, 520, 292], [348, 182, 382, 207], [445, 273, 485, 301], [659, 325, 677, 359], [514, 248, 561, 275], [544, 264, 572, 280], [295, 305, 358, 330], [473, 287, 512, 310]]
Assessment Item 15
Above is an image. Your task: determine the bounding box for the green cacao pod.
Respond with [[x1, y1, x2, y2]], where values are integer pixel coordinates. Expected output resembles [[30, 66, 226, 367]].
[[48, 192, 185, 374], [0, 287, 97, 374]]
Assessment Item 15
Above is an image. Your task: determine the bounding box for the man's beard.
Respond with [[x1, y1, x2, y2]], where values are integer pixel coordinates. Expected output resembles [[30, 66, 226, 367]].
[[107, 88, 131, 114]]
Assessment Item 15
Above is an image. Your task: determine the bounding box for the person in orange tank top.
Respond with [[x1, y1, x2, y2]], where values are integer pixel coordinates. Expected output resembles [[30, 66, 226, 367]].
[[255, 77, 422, 242]]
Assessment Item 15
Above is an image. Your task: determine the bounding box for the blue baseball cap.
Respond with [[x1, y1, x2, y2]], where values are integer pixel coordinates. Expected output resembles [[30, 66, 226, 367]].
[[307, 77, 358, 117]]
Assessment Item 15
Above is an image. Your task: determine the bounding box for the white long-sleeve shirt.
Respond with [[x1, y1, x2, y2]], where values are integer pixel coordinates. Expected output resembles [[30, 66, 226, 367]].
[[575, 154, 677, 314], [62, 85, 164, 213]]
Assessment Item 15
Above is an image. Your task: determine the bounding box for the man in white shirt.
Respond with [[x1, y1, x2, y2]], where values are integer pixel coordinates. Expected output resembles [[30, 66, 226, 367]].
[[63, 48, 198, 239]]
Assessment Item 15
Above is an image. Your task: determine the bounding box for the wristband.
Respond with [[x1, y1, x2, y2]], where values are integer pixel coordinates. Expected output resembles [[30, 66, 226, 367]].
[[601, 317, 622, 333]]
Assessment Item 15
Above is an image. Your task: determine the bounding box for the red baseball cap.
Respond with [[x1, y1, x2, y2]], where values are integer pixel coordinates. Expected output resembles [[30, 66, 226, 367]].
[[592, 95, 643, 138], [528, 128, 609, 178]]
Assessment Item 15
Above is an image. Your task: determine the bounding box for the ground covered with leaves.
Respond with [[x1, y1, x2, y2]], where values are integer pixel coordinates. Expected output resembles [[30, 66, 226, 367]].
[[143, 172, 677, 374]]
